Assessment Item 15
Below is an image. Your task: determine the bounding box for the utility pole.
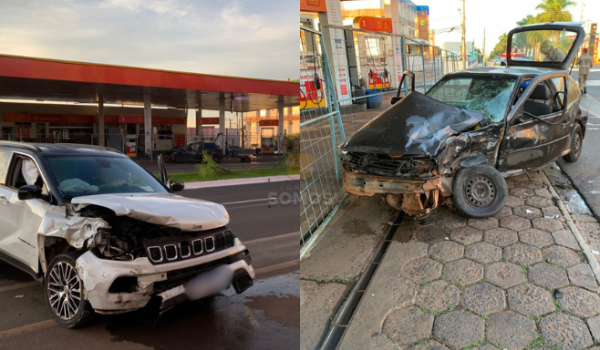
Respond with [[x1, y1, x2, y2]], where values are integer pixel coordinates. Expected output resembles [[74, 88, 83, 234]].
[[483, 27, 486, 64], [590, 23, 597, 62], [461, 0, 466, 62]]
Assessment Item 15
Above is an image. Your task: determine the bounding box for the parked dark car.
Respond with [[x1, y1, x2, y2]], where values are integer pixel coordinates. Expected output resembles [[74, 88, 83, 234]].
[[165, 142, 223, 164], [340, 22, 588, 219], [486, 58, 507, 67]]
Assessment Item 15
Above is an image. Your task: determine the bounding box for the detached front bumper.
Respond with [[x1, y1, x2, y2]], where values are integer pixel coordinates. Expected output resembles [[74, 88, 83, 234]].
[[75, 238, 254, 312], [343, 171, 446, 216]]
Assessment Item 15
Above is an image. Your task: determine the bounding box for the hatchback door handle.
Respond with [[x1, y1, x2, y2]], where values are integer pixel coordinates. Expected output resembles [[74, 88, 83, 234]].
[[0, 195, 8, 203]]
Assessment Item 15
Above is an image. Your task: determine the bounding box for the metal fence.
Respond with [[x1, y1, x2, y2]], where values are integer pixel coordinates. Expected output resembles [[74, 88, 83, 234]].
[[300, 24, 476, 249]]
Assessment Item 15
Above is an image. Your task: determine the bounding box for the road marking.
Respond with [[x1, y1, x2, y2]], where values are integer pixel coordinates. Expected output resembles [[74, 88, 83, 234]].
[[0, 282, 38, 293], [254, 260, 299, 276], [586, 80, 600, 86], [244, 232, 300, 245], [0, 319, 56, 340], [221, 198, 270, 205], [227, 203, 271, 210]]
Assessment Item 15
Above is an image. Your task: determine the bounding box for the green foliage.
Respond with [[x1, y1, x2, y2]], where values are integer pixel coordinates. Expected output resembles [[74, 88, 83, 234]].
[[489, 33, 508, 59], [462, 339, 484, 350], [285, 133, 300, 152], [535, 0, 576, 22], [419, 305, 455, 316], [489, 1, 575, 60], [554, 297, 563, 312], [526, 333, 561, 350], [168, 166, 299, 183], [316, 278, 348, 284], [197, 152, 219, 180], [276, 152, 300, 169]]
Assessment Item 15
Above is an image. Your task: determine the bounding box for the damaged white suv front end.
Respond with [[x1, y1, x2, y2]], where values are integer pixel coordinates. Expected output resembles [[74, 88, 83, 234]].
[[0, 142, 254, 328]]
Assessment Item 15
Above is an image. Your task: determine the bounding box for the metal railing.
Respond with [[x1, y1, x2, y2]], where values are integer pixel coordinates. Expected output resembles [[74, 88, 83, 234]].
[[300, 24, 474, 250]]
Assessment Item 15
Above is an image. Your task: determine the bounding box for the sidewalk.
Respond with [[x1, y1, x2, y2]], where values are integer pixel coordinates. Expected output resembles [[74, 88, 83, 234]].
[[301, 166, 600, 350], [185, 174, 300, 189]]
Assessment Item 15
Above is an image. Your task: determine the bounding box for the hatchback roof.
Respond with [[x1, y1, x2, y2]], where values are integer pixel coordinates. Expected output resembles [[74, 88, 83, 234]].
[[446, 66, 562, 77]]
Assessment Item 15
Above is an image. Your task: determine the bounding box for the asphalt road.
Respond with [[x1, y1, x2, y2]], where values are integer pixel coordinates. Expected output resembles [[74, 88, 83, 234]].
[[0, 181, 300, 350], [557, 69, 600, 218]]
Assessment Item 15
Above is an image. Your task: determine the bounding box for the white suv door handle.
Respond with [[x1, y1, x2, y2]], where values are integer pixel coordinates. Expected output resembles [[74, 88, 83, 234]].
[[0, 195, 8, 203]]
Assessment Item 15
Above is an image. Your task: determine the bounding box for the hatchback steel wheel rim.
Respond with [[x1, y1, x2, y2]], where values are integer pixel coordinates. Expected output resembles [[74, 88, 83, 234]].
[[465, 175, 496, 207], [573, 132, 582, 157], [47, 262, 82, 320]]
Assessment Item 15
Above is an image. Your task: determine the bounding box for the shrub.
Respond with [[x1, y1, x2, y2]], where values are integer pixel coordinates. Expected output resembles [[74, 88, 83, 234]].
[[197, 152, 219, 180]]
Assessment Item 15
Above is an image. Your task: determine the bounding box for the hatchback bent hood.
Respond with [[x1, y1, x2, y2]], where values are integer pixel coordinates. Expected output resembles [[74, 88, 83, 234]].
[[340, 91, 487, 156], [71, 193, 229, 231]]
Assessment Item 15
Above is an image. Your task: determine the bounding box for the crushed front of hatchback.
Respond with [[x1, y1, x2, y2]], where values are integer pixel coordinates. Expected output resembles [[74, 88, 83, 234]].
[[339, 90, 504, 217]]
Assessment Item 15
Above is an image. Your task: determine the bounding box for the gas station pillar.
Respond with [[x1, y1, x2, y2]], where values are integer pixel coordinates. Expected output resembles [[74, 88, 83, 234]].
[[144, 94, 152, 159], [196, 98, 202, 138], [196, 109, 202, 140], [219, 92, 226, 151], [278, 95, 284, 154], [384, 0, 405, 89], [97, 92, 105, 147], [318, 0, 352, 105]]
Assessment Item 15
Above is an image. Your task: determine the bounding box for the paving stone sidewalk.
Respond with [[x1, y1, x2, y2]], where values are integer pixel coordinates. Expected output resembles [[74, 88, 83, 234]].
[[338, 170, 600, 350]]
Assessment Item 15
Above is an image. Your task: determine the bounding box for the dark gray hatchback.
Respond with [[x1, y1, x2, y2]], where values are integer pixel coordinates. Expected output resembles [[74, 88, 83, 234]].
[[340, 22, 588, 219]]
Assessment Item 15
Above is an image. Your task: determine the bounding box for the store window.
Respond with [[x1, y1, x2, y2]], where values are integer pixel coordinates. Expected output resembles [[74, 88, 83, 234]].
[[155, 125, 172, 140]]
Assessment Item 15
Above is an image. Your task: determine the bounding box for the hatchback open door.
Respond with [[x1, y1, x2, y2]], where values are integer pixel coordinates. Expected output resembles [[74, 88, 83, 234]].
[[157, 154, 185, 192], [391, 70, 416, 105], [506, 22, 585, 70]]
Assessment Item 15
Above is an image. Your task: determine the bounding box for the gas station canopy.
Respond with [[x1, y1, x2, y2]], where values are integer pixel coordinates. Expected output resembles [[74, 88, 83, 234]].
[[0, 54, 299, 111]]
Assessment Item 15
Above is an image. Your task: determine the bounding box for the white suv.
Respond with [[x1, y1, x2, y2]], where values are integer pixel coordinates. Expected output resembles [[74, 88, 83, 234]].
[[0, 142, 254, 328]]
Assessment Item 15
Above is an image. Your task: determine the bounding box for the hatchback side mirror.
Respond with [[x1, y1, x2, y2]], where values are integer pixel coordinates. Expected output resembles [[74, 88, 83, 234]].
[[169, 180, 185, 192], [18, 185, 42, 200], [391, 97, 402, 105]]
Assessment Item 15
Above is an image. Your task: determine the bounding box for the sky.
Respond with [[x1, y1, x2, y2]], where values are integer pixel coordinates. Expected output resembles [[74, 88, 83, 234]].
[[0, 0, 298, 80], [419, 0, 599, 57]]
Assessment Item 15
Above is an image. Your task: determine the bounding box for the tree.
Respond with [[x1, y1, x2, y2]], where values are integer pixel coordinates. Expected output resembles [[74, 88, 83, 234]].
[[517, 14, 536, 26], [535, 0, 576, 22], [489, 33, 508, 59]]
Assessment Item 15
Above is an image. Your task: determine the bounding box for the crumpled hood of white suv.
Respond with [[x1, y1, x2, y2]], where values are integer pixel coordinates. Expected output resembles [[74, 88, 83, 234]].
[[71, 193, 229, 231]]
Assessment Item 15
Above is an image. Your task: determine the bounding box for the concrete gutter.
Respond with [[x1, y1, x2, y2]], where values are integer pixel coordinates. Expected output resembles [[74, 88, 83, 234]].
[[540, 170, 600, 283], [184, 174, 300, 189]]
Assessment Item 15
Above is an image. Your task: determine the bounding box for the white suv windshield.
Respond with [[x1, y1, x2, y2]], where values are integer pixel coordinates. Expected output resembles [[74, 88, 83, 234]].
[[46, 156, 167, 197], [426, 76, 517, 122]]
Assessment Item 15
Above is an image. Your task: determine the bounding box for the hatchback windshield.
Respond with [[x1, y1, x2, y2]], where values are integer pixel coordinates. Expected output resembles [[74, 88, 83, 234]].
[[46, 156, 167, 197], [426, 75, 517, 122]]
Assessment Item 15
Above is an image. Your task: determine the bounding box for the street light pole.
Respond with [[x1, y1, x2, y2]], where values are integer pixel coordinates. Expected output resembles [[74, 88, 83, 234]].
[[461, 0, 466, 62]]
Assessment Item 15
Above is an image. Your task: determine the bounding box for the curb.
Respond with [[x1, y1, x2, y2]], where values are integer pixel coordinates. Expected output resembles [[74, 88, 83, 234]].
[[540, 170, 600, 284], [184, 174, 300, 189]]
